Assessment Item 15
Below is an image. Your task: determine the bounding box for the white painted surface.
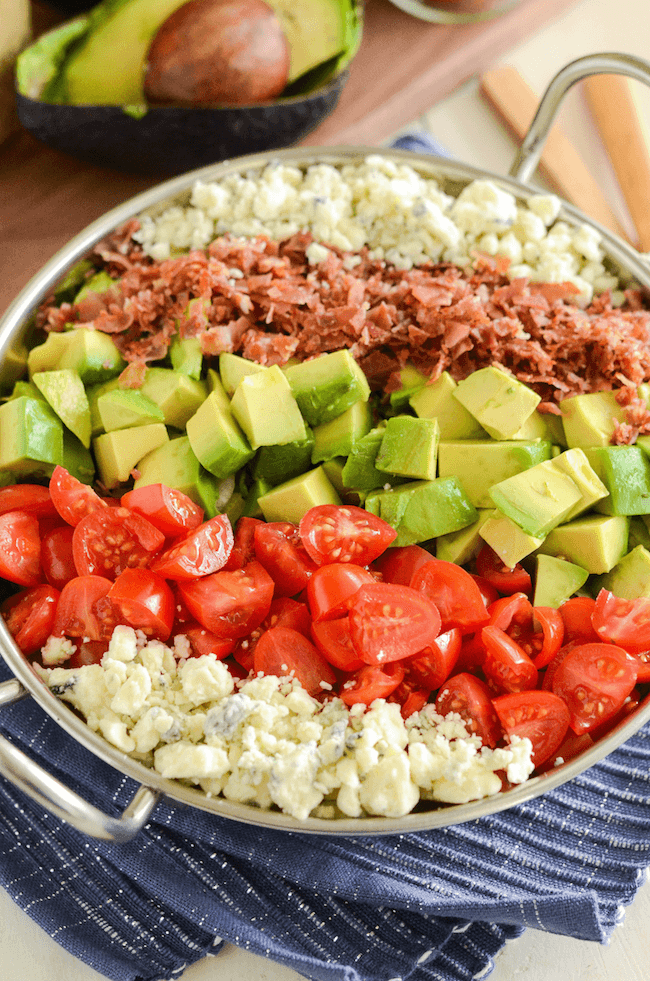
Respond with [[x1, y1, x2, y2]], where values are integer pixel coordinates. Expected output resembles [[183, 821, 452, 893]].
[[2, 0, 650, 977]]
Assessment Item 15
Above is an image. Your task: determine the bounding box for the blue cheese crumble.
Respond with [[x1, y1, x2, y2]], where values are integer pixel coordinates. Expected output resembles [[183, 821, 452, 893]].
[[133, 155, 625, 304], [38, 625, 534, 821]]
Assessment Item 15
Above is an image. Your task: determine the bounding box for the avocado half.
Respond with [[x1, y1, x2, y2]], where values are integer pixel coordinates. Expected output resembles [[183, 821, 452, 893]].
[[14, 0, 363, 176]]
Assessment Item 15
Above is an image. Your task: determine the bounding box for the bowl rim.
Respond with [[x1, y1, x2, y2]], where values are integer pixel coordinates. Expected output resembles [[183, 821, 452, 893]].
[[1, 143, 650, 836]]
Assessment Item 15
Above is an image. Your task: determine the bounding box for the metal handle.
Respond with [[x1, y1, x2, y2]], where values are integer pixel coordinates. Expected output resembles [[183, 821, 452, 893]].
[[0, 679, 159, 842], [510, 52, 650, 185]]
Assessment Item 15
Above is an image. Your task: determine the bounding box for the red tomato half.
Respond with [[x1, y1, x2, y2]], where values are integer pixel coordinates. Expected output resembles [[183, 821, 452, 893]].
[[107, 568, 175, 641], [311, 616, 364, 672], [470, 574, 500, 608], [0, 511, 41, 587], [1, 584, 60, 655], [435, 672, 503, 748], [151, 514, 234, 580], [49, 466, 108, 526], [53, 575, 120, 642], [528, 607, 565, 669], [492, 690, 570, 767], [348, 582, 441, 664], [183, 626, 236, 660], [299, 504, 397, 566], [338, 662, 405, 707], [372, 545, 432, 586], [591, 589, 650, 653], [178, 560, 274, 639], [41, 523, 76, 590], [307, 563, 376, 622], [223, 516, 263, 571], [121, 484, 204, 537], [262, 597, 312, 637], [72, 507, 165, 579], [253, 626, 337, 697], [401, 627, 462, 693], [559, 596, 598, 644], [551, 642, 639, 734], [411, 559, 490, 633], [481, 625, 538, 694], [253, 521, 316, 597], [0, 484, 55, 519], [476, 543, 532, 595]]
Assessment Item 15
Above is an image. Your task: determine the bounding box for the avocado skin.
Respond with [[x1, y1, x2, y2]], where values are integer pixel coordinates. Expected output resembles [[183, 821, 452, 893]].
[[16, 71, 348, 176]]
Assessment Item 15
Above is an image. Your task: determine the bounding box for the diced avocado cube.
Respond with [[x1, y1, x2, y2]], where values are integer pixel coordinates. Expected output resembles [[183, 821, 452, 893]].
[[27, 332, 74, 378], [341, 426, 390, 492], [139, 367, 208, 429], [0, 396, 63, 476], [87, 378, 121, 437], [0, 342, 28, 392], [409, 371, 486, 440], [94, 424, 169, 489], [435, 509, 492, 565], [583, 445, 650, 516], [629, 516, 650, 551], [489, 458, 582, 537], [538, 514, 629, 575], [74, 269, 117, 303], [134, 436, 218, 517], [550, 448, 608, 521], [231, 365, 306, 450], [169, 334, 203, 380], [365, 477, 478, 547], [479, 511, 545, 568], [62, 431, 95, 484], [559, 391, 626, 448], [97, 389, 165, 432], [257, 466, 341, 524], [388, 363, 428, 410], [252, 428, 315, 486], [58, 328, 126, 385], [533, 554, 589, 609], [594, 544, 650, 599], [510, 410, 567, 445], [453, 366, 541, 440], [242, 477, 273, 519], [311, 399, 373, 465], [32, 368, 92, 448], [320, 457, 360, 504], [206, 369, 232, 412], [283, 350, 371, 426], [375, 415, 439, 480], [8, 380, 46, 402], [186, 391, 254, 478], [219, 352, 266, 397], [438, 439, 552, 509]]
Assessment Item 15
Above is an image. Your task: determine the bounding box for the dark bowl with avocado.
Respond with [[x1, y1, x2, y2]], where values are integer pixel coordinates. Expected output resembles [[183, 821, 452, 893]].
[[14, 0, 363, 176]]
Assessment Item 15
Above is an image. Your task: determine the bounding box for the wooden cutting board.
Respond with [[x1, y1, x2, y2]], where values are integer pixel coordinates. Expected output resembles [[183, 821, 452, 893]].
[[0, 0, 581, 317]]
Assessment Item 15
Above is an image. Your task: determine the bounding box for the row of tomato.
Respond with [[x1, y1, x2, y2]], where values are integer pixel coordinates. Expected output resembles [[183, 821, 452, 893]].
[[0, 465, 649, 775]]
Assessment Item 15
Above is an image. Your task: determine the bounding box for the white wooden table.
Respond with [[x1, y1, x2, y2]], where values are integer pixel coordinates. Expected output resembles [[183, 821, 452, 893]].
[[2, 0, 650, 977]]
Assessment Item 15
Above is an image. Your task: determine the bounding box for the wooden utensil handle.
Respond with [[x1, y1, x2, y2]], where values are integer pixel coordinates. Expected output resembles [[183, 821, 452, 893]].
[[480, 66, 632, 244], [583, 74, 650, 253]]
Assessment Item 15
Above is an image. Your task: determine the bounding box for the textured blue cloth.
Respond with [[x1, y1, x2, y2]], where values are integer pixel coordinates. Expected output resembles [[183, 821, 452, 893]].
[[1, 132, 650, 981]]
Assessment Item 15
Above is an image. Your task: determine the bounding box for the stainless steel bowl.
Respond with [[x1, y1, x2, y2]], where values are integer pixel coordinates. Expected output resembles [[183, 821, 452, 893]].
[[2, 52, 650, 842]]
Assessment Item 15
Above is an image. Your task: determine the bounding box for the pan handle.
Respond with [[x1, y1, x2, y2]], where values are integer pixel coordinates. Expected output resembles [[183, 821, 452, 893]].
[[0, 678, 159, 842], [509, 52, 650, 185]]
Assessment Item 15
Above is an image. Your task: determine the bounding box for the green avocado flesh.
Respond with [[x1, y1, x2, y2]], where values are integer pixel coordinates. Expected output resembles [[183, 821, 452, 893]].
[[6, 300, 650, 606]]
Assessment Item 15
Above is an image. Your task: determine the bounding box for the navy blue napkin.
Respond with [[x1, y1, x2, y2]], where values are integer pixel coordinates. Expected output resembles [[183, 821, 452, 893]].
[[1, 132, 650, 981]]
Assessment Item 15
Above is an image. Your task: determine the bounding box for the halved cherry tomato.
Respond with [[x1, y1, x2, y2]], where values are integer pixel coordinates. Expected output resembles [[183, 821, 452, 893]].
[[551, 642, 638, 734], [372, 544, 432, 586], [348, 582, 441, 664], [481, 625, 538, 694], [253, 626, 336, 697], [253, 522, 316, 597], [49, 466, 107, 526], [262, 597, 312, 637], [0, 484, 55, 519], [72, 507, 165, 579], [485, 595, 562, 670], [299, 504, 397, 566], [0, 511, 41, 587], [492, 690, 570, 767], [183, 626, 236, 660], [69, 640, 108, 668], [400, 627, 462, 693], [411, 559, 490, 633], [470, 574, 500, 608], [487, 592, 532, 631], [223, 516, 263, 571], [1, 584, 60, 655], [307, 563, 376, 622], [151, 514, 234, 580], [389, 684, 430, 719], [121, 484, 204, 537], [178, 560, 274, 639], [535, 731, 594, 773], [527, 607, 565, 669], [591, 589, 650, 653], [53, 575, 120, 642], [338, 662, 405, 707], [435, 672, 503, 748], [627, 650, 650, 683], [311, 616, 364, 672], [559, 596, 598, 644], [476, 543, 532, 595], [107, 568, 175, 641], [41, 524, 76, 590], [586, 686, 643, 740]]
